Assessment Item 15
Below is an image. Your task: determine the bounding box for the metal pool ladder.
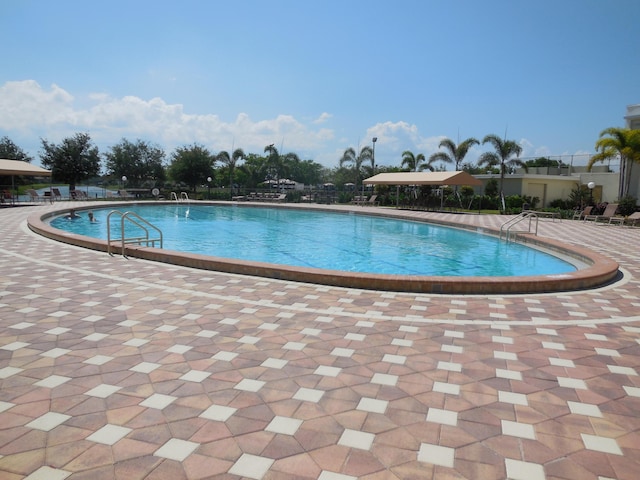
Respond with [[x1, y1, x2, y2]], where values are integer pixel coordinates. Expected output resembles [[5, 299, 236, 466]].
[[107, 210, 163, 258], [500, 212, 539, 242], [170, 191, 190, 202]]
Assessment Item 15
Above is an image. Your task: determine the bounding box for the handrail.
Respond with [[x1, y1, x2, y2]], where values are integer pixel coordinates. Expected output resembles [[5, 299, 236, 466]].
[[499, 212, 539, 242], [106, 210, 163, 257], [170, 191, 190, 203]]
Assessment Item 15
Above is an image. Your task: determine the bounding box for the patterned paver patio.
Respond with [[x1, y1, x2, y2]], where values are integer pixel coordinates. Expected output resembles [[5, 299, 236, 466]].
[[1, 202, 639, 479]]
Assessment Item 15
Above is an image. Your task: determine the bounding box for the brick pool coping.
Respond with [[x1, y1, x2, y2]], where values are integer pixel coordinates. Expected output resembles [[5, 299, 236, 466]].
[[27, 201, 620, 295]]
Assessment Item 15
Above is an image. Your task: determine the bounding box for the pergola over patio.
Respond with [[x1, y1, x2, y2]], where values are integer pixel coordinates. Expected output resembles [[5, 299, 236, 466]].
[[363, 171, 482, 207], [363, 170, 482, 187]]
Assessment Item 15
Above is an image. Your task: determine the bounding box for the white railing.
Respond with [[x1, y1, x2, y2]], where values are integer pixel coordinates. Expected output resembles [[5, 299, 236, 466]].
[[107, 210, 163, 257]]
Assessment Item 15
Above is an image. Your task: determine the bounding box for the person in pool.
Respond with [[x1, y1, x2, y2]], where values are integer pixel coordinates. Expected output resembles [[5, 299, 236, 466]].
[[88, 211, 97, 222], [65, 209, 80, 220]]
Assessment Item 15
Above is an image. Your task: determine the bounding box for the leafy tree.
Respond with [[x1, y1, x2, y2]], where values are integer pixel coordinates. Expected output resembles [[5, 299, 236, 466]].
[[236, 153, 268, 189], [168, 144, 215, 191], [217, 148, 245, 191], [339, 146, 373, 186], [0, 136, 33, 162], [428, 137, 479, 171], [40, 133, 101, 190], [485, 178, 499, 197], [587, 127, 640, 198], [568, 183, 591, 209], [400, 151, 435, 172], [288, 158, 324, 186], [477, 134, 526, 203], [104, 138, 166, 187]]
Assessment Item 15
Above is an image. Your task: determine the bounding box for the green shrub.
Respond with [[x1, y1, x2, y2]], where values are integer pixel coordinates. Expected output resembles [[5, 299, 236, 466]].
[[617, 195, 637, 216]]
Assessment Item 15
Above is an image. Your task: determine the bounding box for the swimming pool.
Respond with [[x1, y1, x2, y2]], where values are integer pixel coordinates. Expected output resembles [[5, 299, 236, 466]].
[[31, 202, 619, 294], [49, 203, 575, 277]]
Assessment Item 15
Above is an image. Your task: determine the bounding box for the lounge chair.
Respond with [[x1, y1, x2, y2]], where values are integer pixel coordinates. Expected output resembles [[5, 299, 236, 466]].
[[27, 189, 42, 202], [52, 188, 63, 201], [584, 203, 618, 223], [364, 195, 379, 206], [626, 212, 640, 226], [1, 190, 14, 205], [572, 206, 592, 220], [609, 210, 640, 226]]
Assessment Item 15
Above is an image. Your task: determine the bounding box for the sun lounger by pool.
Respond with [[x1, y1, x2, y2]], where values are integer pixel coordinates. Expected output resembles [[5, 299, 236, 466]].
[[609, 210, 640, 226], [584, 203, 618, 223], [572, 206, 592, 220], [27, 189, 42, 202]]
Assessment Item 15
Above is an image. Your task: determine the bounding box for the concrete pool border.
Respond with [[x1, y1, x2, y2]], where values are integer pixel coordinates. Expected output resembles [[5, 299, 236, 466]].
[[27, 201, 620, 295]]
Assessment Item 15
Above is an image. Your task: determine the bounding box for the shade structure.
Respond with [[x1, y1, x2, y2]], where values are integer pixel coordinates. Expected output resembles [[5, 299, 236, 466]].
[[363, 171, 481, 186], [0, 159, 52, 177]]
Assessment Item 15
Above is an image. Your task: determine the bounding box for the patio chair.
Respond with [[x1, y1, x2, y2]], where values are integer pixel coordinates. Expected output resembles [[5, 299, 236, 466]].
[[572, 206, 592, 220], [27, 189, 42, 202], [52, 188, 63, 201], [584, 203, 618, 223], [364, 195, 379, 206], [625, 211, 640, 226], [609, 211, 640, 227]]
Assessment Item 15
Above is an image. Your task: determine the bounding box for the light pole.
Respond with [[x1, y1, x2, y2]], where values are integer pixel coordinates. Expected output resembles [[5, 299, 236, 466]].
[[371, 137, 377, 174], [207, 176, 212, 200], [121, 175, 127, 198], [588, 181, 595, 206]]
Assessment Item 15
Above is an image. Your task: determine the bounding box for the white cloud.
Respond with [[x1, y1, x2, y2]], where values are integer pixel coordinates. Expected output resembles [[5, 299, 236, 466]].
[[0, 80, 334, 160], [314, 112, 332, 124]]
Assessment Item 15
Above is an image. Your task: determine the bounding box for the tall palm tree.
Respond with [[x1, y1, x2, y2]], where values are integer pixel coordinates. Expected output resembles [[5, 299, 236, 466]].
[[401, 150, 435, 172], [477, 134, 526, 204], [428, 137, 479, 171], [264, 144, 299, 191], [339, 146, 373, 185], [217, 148, 245, 194], [587, 127, 640, 198]]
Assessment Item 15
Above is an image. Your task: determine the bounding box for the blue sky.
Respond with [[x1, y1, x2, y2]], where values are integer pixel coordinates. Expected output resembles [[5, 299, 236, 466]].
[[1, 0, 638, 170]]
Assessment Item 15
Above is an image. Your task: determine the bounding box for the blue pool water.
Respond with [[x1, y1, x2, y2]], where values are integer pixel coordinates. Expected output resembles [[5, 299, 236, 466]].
[[49, 204, 576, 277]]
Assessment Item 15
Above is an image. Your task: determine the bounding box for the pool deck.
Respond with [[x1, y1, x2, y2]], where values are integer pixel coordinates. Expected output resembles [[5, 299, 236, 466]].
[[1, 201, 639, 479]]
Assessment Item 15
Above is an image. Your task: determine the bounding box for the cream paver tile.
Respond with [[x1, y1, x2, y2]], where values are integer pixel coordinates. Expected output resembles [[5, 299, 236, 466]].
[[293, 387, 325, 403], [87, 424, 132, 445], [265, 416, 303, 435], [504, 458, 545, 480], [581, 434, 623, 455], [26, 412, 71, 431], [154, 438, 200, 461], [338, 428, 375, 450], [24, 466, 72, 480], [417, 443, 455, 468], [229, 453, 274, 479]]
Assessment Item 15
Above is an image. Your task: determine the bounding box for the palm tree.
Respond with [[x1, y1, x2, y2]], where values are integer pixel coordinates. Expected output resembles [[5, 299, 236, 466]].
[[217, 148, 245, 194], [339, 146, 373, 185], [428, 137, 479, 171], [264, 144, 299, 191], [477, 134, 526, 205], [401, 150, 435, 172], [587, 127, 640, 199]]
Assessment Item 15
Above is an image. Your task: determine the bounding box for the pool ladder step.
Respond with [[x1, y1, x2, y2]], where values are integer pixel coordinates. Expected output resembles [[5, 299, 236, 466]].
[[106, 210, 163, 258], [500, 212, 539, 242]]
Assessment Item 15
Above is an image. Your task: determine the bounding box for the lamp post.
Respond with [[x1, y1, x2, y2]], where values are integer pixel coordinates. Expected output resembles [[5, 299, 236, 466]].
[[121, 175, 127, 198], [588, 181, 595, 206], [371, 137, 377, 174], [207, 176, 212, 200]]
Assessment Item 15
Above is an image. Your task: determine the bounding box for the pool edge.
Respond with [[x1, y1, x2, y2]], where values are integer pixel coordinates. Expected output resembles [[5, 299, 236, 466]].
[[27, 202, 620, 295]]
